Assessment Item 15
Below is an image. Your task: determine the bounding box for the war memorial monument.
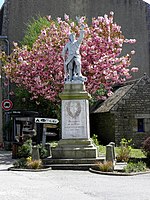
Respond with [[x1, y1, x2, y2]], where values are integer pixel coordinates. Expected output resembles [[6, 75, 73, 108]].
[[52, 24, 98, 160]]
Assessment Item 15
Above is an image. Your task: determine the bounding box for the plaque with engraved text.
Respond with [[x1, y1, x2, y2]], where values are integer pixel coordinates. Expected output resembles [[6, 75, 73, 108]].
[[62, 99, 90, 139]]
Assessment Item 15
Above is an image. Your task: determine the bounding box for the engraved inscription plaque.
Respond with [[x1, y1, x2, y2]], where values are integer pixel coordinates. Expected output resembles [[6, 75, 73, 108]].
[[62, 99, 90, 139]]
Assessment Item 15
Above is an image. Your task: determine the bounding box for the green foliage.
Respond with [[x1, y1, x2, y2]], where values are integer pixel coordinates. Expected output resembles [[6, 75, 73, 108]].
[[18, 139, 32, 158], [13, 156, 43, 169], [13, 158, 27, 169], [142, 137, 150, 159], [12, 86, 36, 110], [130, 148, 146, 159], [116, 138, 132, 162], [91, 134, 99, 146], [37, 144, 49, 159], [99, 145, 106, 155], [94, 161, 114, 172], [90, 84, 107, 105], [12, 86, 59, 118], [124, 161, 147, 173], [22, 16, 51, 48], [50, 141, 58, 148], [99, 144, 145, 158], [9, 16, 61, 118]]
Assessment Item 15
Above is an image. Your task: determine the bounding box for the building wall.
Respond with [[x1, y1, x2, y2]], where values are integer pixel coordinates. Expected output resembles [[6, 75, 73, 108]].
[[91, 75, 150, 147], [1, 0, 150, 78], [90, 112, 115, 145], [112, 76, 150, 147]]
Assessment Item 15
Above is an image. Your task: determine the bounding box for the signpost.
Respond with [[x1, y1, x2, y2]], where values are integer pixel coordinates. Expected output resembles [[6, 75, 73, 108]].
[[1, 99, 13, 111], [35, 118, 59, 145], [35, 118, 59, 124]]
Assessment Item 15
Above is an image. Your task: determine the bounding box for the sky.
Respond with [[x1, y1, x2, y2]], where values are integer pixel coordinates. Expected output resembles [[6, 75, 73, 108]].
[[143, 0, 150, 3], [0, 0, 150, 9], [0, 0, 4, 8]]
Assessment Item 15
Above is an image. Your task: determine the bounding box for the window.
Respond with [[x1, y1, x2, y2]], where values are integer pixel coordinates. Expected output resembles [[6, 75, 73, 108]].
[[137, 119, 144, 132]]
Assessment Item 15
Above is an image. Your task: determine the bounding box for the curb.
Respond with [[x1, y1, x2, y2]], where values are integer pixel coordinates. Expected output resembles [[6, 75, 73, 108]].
[[8, 167, 51, 172], [89, 168, 150, 176]]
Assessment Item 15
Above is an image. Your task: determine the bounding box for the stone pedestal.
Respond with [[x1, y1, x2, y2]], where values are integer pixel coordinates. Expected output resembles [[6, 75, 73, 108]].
[[52, 83, 98, 159]]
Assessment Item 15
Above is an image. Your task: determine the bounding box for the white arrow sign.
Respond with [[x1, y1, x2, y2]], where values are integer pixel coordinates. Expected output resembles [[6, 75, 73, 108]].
[[35, 118, 59, 124]]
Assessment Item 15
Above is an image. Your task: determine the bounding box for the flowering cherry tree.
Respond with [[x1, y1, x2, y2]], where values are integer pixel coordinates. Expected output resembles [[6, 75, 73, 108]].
[[3, 12, 138, 102]]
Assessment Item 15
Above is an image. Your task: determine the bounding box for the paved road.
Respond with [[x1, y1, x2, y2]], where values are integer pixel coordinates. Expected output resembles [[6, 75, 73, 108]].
[[0, 151, 150, 200]]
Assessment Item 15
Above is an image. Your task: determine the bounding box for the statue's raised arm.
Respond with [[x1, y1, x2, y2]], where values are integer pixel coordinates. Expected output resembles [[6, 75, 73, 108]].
[[62, 24, 87, 83], [78, 24, 85, 43]]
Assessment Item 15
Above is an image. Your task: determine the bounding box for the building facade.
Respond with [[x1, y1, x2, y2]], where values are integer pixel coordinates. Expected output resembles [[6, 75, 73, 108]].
[[91, 75, 150, 147]]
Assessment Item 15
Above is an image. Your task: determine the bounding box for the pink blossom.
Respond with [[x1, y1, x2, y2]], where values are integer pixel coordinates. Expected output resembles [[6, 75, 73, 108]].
[[110, 11, 114, 16], [57, 17, 61, 23], [70, 22, 75, 27], [13, 42, 18, 47], [79, 16, 86, 24], [3, 12, 137, 102], [64, 14, 69, 21], [47, 15, 51, 21]]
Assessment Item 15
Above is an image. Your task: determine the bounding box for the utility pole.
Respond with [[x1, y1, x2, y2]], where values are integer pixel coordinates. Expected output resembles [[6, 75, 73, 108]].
[[0, 36, 10, 146]]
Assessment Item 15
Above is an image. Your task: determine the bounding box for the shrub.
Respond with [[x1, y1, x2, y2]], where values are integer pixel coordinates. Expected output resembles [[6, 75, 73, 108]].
[[21, 16, 51, 48], [37, 144, 49, 159], [94, 161, 114, 172], [124, 161, 147, 173], [13, 156, 43, 169], [142, 137, 150, 159], [116, 138, 132, 162], [13, 158, 27, 169], [18, 139, 32, 158], [91, 134, 99, 146], [26, 159, 43, 169]]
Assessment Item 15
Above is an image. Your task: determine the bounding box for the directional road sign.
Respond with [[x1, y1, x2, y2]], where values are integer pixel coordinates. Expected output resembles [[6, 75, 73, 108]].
[[35, 118, 59, 124]]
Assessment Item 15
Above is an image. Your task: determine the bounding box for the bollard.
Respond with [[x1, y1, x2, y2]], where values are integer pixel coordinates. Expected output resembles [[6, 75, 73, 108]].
[[32, 146, 40, 160], [106, 144, 114, 162], [109, 142, 116, 160]]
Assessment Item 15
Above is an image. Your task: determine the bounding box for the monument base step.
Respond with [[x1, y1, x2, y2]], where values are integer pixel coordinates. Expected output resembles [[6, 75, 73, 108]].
[[52, 138, 99, 159], [43, 156, 105, 170]]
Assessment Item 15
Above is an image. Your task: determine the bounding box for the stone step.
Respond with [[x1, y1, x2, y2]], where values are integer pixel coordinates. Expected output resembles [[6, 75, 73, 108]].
[[114, 162, 127, 172], [43, 156, 105, 164], [44, 163, 99, 170], [43, 156, 105, 170]]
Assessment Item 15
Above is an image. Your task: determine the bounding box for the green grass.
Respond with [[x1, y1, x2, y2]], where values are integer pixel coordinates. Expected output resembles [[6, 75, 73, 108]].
[[48, 142, 146, 159], [130, 148, 146, 158], [99, 145, 146, 158], [99, 145, 106, 155]]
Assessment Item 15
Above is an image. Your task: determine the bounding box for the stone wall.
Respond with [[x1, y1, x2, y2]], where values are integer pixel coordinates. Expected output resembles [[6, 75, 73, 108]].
[[1, 0, 150, 78], [112, 76, 150, 147]]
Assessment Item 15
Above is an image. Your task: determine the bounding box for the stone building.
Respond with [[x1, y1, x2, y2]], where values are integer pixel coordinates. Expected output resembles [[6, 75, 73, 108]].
[[90, 74, 150, 147]]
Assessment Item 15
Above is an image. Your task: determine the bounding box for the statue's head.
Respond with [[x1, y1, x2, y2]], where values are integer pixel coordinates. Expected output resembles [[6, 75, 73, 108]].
[[69, 33, 76, 42]]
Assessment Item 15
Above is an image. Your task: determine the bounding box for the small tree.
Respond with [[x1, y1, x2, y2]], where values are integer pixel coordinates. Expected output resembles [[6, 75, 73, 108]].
[[1, 12, 138, 104]]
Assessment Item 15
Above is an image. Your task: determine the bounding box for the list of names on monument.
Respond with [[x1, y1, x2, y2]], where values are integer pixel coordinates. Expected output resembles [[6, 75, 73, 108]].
[[62, 99, 90, 139]]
